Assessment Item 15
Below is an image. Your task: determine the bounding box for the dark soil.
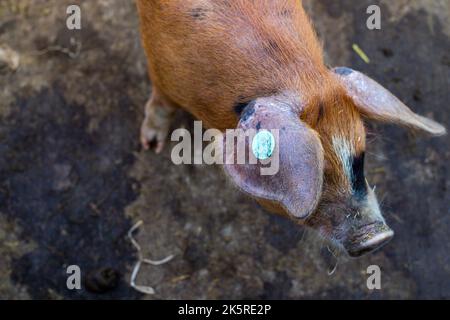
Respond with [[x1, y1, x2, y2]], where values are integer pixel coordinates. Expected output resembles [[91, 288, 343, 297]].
[[0, 0, 448, 299]]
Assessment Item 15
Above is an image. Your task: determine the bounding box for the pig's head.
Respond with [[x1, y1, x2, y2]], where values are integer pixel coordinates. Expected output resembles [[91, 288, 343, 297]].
[[222, 67, 446, 257]]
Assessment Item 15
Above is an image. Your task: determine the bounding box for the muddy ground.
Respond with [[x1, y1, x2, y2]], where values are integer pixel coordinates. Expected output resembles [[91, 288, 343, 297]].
[[0, 0, 449, 299]]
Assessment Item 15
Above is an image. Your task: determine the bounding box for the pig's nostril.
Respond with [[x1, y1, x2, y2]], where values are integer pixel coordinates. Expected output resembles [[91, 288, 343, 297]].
[[346, 228, 394, 258]]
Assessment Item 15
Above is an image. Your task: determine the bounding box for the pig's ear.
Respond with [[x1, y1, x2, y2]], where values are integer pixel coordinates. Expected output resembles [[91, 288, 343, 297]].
[[221, 99, 324, 219], [333, 67, 446, 136]]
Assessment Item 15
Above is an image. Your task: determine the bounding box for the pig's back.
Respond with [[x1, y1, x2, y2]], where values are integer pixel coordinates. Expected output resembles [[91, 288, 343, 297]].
[[137, 0, 327, 129]]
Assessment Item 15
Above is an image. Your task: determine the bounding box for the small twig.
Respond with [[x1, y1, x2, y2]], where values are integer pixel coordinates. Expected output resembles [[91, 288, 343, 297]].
[[32, 37, 82, 59], [352, 44, 370, 64], [128, 220, 174, 295], [326, 246, 339, 276]]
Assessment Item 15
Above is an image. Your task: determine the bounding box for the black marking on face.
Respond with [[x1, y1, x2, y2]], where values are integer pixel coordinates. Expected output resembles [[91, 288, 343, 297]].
[[351, 152, 367, 198], [256, 121, 262, 130], [240, 101, 256, 122], [334, 67, 354, 76], [190, 7, 208, 20], [234, 101, 249, 115]]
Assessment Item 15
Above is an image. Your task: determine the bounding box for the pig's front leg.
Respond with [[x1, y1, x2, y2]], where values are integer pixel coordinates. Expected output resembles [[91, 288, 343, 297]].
[[140, 87, 177, 153]]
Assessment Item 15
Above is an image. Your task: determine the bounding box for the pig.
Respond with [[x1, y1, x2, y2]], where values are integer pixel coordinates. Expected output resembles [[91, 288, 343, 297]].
[[136, 0, 446, 257]]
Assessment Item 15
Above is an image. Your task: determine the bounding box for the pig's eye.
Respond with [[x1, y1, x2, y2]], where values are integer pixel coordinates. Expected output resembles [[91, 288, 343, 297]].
[[351, 152, 367, 197]]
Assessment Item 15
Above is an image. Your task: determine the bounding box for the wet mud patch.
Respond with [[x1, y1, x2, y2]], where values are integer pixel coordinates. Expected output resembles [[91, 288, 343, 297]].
[[0, 86, 142, 299]]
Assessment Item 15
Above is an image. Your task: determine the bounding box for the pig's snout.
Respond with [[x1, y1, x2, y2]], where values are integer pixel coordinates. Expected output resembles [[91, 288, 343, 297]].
[[344, 222, 394, 257]]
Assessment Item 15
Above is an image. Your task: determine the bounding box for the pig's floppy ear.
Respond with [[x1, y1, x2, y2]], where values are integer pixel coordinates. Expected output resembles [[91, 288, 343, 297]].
[[222, 100, 324, 219], [333, 67, 446, 136]]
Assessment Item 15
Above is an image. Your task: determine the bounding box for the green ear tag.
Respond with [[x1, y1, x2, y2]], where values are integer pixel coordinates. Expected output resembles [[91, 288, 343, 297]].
[[252, 130, 275, 160]]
